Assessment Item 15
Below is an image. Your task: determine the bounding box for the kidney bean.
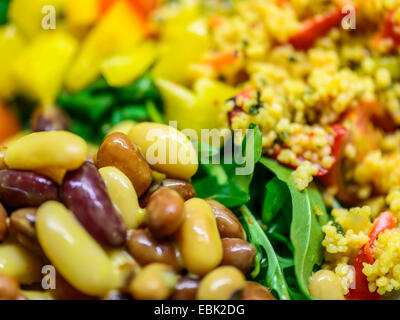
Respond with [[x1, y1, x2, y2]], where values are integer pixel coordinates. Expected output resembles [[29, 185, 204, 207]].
[[197, 266, 246, 300], [36, 201, 124, 296], [140, 178, 196, 207], [0, 274, 21, 300], [237, 281, 276, 300], [221, 238, 256, 275], [0, 169, 59, 208], [205, 199, 246, 240], [126, 229, 180, 271], [96, 132, 152, 197], [129, 263, 178, 300], [146, 188, 185, 239], [30, 106, 71, 132], [9, 208, 40, 251], [170, 276, 199, 300], [0, 203, 8, 242], [128, 122, 198, 180], [61, 162, 126, 246]]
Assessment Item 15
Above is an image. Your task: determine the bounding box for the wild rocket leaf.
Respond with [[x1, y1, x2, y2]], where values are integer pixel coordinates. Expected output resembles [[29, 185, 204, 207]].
[[262, 176, 290, 224], [259, 157, 329, 297], [239, 205, 291, 300]]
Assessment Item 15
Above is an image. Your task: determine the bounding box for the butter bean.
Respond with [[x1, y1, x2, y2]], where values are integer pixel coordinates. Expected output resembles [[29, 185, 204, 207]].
[[206, 199, 246, 240], [177, 198, 223, 276], [127, 229, 180, 271], [9, 208, 40, 251], [0, 240, 43, 284], [170, 276, 199, 300], [221, 238, 256, 275], [30, 106, 70, 132], [96, 132, 152, 197], [197, 266, 246, 300], [4, 131, 87, 171], [140, 178, 196, 207], [129, 263, 178, 300], [238, 281, 276, 300], [36, 201, 123, 297], [0, 169, 59, 208], [308, 270, 345, 300], [0, 274, 20, 300], [61, 162, 126, 247], [146, 187, 184, 239], [0, 202, 8, 242], [99, 166, 145, 230], [128, 122, 198, 180]]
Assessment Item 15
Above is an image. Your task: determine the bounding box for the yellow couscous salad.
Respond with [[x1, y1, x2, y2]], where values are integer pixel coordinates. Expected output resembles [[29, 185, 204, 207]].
[[1, 0, 400, 301]]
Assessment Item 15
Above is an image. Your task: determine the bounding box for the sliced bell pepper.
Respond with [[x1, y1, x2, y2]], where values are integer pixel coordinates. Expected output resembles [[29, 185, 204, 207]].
[[347, 211, 397, 300], [0, 104, 21, 144], [12, 30, 78, 105], [372, 11, 400, 52], [8, 0, 65, 39], [99, 0, 158, 21], [65, 0, 100, 28], [0, 24, 24, 99], [65, 0, 145, 92], [100, 41, 158, 87], [288, 1, 356, 50]]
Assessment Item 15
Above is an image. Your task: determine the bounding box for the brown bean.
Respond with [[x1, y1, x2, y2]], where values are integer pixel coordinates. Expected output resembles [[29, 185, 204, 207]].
[[30, 106, 71, 132], [237, 281, 275, 300], [0, 169, 60, 208], [126, 229, 180, 271], [140, 179, 196, 207], [146, 188, 184, 239], [205, 199, 246, 240], [0, 274, 20, 300], [170, 276, 199, 300], [61, 162, 126, 246], [96, 132, 152, 197], [0, 203, 8, 242], [9, 208, 39, 251], [221, 238, 256, 275]]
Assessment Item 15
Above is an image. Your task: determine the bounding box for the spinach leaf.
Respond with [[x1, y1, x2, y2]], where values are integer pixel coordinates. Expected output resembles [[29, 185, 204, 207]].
[[259, 157, 328, 297], [239, 205, 291, 300]]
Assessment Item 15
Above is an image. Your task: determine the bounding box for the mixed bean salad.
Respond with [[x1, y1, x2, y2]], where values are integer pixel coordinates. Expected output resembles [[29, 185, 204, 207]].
[[3, 0, 400, 301]]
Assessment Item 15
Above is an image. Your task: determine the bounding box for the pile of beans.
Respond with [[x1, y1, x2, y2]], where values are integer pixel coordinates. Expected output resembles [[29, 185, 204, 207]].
[[0, 115, 275, 300]]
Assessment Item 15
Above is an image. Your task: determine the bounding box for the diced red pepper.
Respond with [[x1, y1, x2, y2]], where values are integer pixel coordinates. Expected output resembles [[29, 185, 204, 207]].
[[347, 211, 397, 300], [372, 11, 400, 52], [227, 87, 256, 123], [0, 104, 21, 144], [288, 1, 356, 50], [204, 50, 243, 70]]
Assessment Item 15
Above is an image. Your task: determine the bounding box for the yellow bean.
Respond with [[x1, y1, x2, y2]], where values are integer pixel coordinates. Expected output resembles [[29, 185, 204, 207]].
[[99, 166, 144, 229], [197, 266, 246, 300], [34, 167, 66, 185], [107, 120, 136, 136], [128, 122, 198, 179], [36, 201, 123, 297], [129, 263, 178, 300], [177, 198, 223, 275], [0, 240, 43, 284], [308, 270, 345, 300], [20, 290, 54, 300], [5, 131, 87, 171], [107, 248, 141, 287]]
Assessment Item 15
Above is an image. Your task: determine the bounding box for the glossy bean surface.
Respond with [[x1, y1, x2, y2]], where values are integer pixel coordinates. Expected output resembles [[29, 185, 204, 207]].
[[170, 276, 199, 300], [0, 169, 59, 208], [221, 238, 256, 275], [36, 201, 123, 297], [30, 106, 71, 132], [9, 208, 40, 251], [96, 132, 152, 197], [61, 162, 126, 246]]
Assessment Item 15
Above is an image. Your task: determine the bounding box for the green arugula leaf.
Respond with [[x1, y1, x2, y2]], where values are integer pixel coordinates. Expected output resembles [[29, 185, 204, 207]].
[[262, 177, 290, 224], [239, 205, 291, 300], [259, 157, 328, 298]]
